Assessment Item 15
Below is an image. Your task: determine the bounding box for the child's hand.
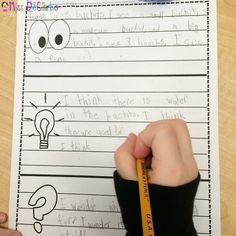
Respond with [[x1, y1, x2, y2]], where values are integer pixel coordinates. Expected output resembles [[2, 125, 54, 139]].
[[0, 212, 22, 236], [114, 119, 198, 186]]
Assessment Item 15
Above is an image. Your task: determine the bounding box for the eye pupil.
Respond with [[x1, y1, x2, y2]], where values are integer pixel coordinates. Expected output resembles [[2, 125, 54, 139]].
[[38, 36, 46, 48], [55, 34, 63, 45]]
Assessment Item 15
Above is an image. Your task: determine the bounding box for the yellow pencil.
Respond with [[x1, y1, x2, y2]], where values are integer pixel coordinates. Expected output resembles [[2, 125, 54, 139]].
[[136, 159, 155, 236]]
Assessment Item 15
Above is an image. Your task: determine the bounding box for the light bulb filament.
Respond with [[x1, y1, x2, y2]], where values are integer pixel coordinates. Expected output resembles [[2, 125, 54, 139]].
[[34, 110, 55, 149], [40, 118, 50, 140]]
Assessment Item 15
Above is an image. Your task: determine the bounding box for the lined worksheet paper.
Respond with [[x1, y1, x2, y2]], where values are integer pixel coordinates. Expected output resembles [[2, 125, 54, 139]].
[[9, 0, 220, 235]]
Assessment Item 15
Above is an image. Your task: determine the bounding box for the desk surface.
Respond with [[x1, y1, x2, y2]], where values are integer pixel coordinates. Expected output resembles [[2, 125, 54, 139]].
[[0, 1, 236, 235]]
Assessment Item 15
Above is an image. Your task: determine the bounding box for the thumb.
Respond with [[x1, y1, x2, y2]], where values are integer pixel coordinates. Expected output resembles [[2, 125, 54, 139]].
[[114, 133, 138, 181]]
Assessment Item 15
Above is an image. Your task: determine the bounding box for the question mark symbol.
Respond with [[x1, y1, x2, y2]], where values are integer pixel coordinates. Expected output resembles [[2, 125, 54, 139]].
[[28, 185, 58, 234]]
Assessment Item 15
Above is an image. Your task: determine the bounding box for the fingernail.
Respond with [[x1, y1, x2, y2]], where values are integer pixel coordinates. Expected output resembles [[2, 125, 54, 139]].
[[0, 213, 7, 223], [126, 133, 134, 145], [126, 133, 137, 154], [127, 133, 131, 140]]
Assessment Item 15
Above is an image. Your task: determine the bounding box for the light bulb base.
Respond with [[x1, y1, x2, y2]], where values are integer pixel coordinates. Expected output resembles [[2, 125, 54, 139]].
[[40, 140, 48, 149]]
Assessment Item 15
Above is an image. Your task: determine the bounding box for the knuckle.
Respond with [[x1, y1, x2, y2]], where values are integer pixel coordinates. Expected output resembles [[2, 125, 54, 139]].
[[114, 142, 127, 160], [155, 122, 175, 137], [144, 121, 158, 133], [172, 119, 188, 129], [114, 146, 122, 159], [146, 120, 174, 134]]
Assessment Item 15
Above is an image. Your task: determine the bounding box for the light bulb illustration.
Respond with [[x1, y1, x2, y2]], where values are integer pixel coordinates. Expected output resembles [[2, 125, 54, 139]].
[[34, 110, 55, 149]]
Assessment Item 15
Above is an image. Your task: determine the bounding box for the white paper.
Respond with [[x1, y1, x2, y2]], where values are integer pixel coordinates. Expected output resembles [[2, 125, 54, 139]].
[[9, 0, 220, 235]]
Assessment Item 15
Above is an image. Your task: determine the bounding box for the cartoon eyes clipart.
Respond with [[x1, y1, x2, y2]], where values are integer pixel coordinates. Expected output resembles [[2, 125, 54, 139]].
[[29, 20, 71, 53]]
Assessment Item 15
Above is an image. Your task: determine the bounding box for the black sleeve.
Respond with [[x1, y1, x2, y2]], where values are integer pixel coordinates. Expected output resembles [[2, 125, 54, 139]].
[[114, 171, 200, 236]]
